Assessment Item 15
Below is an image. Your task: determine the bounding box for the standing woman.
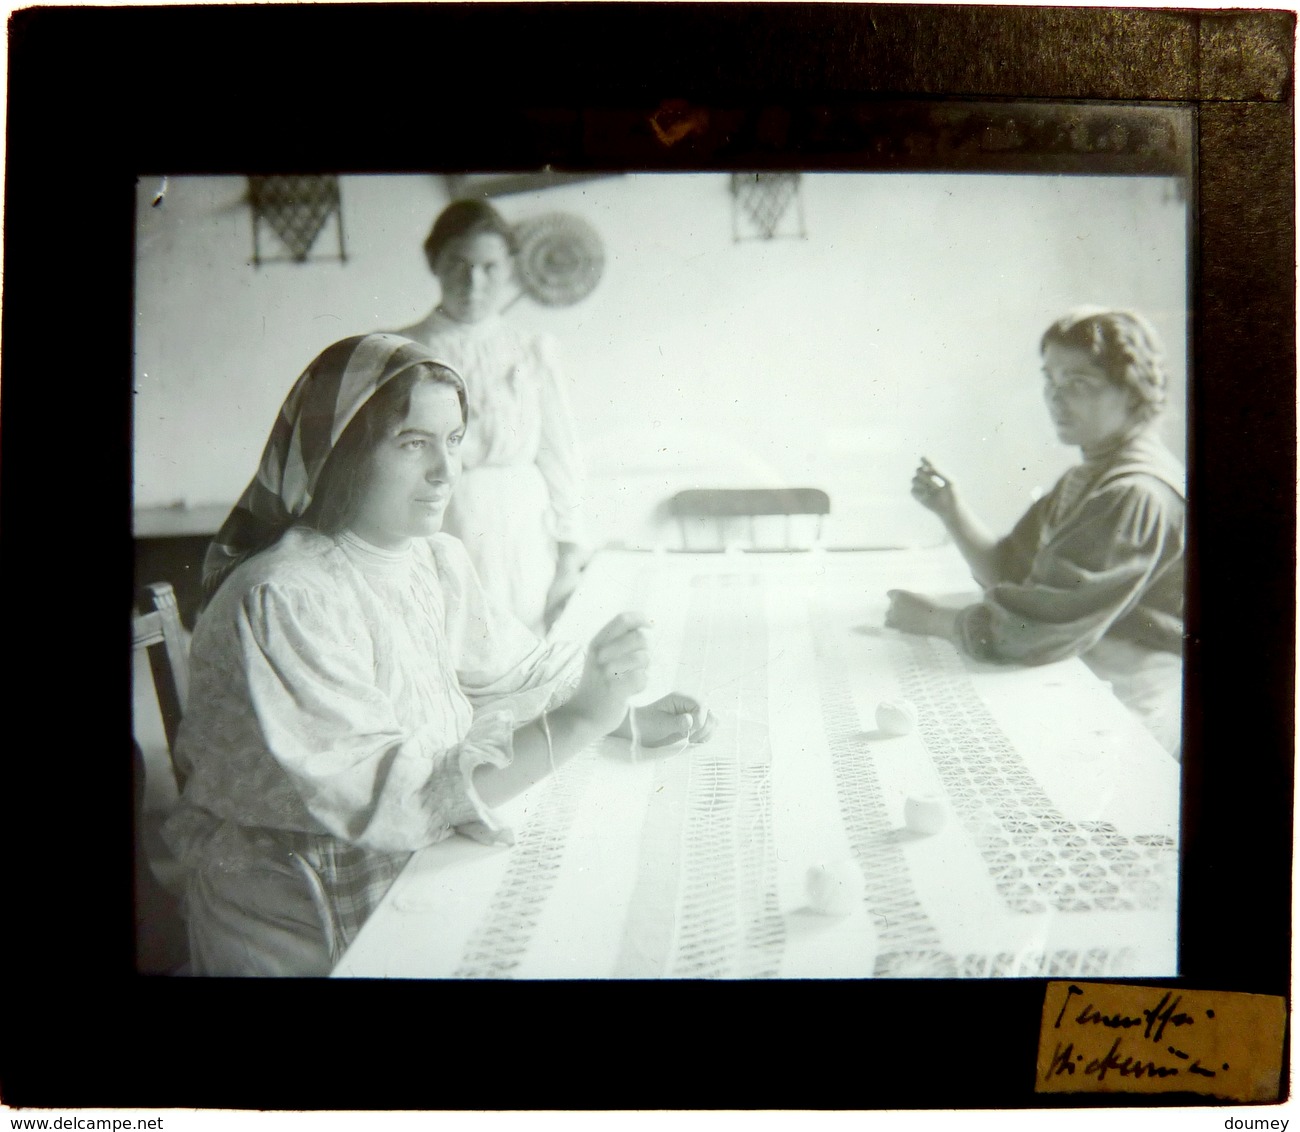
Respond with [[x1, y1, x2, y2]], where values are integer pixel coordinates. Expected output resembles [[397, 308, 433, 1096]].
[[392, 199, 588, 634], [178, 334, 712, 975], [885, 308, 1186, 757]]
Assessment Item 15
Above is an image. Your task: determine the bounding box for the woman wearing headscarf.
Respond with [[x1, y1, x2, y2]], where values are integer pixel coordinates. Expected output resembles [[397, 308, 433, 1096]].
[[172, 334, 714, 976], [884, 308, 1186, 758], [391, 199, 588, 634]]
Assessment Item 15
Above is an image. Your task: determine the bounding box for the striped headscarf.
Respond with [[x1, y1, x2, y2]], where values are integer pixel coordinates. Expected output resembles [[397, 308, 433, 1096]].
[[201, 333, 466, 603]]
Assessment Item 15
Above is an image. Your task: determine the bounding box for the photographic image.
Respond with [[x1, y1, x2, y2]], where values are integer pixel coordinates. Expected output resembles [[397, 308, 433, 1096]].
[[133, 109, 1191, 982]]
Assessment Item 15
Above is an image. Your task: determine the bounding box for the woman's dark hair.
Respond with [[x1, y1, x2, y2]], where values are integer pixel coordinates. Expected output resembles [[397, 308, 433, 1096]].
[[301, 362, 467, 536], [423, 199, 517, 274], [1040, 308, 1169, 422]]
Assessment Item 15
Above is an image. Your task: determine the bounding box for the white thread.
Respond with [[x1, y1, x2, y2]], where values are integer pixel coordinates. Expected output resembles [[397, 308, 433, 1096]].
[[628, 704, 640, 762], [539, 711, 557, 779]]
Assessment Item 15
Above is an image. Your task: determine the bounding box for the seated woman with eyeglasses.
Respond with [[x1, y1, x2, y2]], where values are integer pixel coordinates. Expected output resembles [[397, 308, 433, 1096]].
[[884, 308, 1186, 758], [167, 334, 715, 976]]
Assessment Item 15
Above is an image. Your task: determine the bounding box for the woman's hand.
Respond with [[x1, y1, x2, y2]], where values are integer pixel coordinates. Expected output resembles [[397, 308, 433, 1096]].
[[910, 457, 959, 523], [885, 589, 959, 639], [566, 613, 651, 735], [613, 693, 718, 748], [908, 457, 1004, 587]]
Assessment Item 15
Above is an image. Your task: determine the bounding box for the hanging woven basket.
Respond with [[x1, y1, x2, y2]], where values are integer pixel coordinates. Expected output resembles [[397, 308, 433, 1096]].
[[513, 212, 606, 307]]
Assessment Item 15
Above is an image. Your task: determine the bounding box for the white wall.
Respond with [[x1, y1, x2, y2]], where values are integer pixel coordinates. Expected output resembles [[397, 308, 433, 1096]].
[[134, 172, 1187, 547]]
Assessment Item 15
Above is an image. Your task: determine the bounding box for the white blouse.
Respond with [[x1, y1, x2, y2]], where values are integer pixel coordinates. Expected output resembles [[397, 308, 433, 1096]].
[[166, 528, 584, 865], [398, 309, 587, 547]]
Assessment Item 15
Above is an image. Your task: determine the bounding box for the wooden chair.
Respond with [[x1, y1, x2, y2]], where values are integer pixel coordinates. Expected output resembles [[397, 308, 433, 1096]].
[[132, 582, 191, 973], [669, 487, 831, 550], [133, 582, 190, 785]]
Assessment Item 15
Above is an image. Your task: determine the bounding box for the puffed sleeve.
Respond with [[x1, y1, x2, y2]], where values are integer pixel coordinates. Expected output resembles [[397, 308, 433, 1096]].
[[238, 581, 515, 852], [532, 334, 589, 550], [955, 481, 1182, 666], [990, 494, 1052, 585], [432, 535, 584, 720]]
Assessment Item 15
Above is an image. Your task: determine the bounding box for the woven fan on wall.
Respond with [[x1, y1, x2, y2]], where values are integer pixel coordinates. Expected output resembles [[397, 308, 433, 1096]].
[[513, 212, 605, 307]]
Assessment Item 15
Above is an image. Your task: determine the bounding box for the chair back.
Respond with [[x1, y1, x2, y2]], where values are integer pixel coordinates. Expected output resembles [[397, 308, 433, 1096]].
[[669, 487, 830, 550], [132, 582, 190, 787], [132, 581, 192, 973]]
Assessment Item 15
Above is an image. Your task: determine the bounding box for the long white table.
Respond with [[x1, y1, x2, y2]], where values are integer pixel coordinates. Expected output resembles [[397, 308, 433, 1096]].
[[333, 547, 1179, 979]]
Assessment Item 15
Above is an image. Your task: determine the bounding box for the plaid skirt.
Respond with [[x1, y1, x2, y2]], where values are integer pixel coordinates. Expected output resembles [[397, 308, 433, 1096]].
[[181, 820, 410, 976]]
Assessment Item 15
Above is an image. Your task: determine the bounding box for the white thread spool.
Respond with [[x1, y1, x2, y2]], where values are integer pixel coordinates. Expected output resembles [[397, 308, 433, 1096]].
[[805, 860, 865, 916], [876, 698, 918, 736], [904, 793, 948, 836]]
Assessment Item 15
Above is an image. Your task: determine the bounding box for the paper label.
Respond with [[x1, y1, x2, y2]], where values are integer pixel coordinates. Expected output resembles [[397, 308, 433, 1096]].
[[1036, 981, 1287, 1102]]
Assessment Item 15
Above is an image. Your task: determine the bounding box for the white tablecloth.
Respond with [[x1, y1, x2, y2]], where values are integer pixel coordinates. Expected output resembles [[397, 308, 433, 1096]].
[[333, 548, 1179, 979]]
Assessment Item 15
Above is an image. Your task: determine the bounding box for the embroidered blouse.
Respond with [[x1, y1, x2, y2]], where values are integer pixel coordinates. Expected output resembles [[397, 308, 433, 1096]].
[[164, 527, 584, 944]]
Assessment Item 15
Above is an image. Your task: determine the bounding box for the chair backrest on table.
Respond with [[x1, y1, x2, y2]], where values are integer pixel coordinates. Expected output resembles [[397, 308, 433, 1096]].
[[669, 487, 831, 550]]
